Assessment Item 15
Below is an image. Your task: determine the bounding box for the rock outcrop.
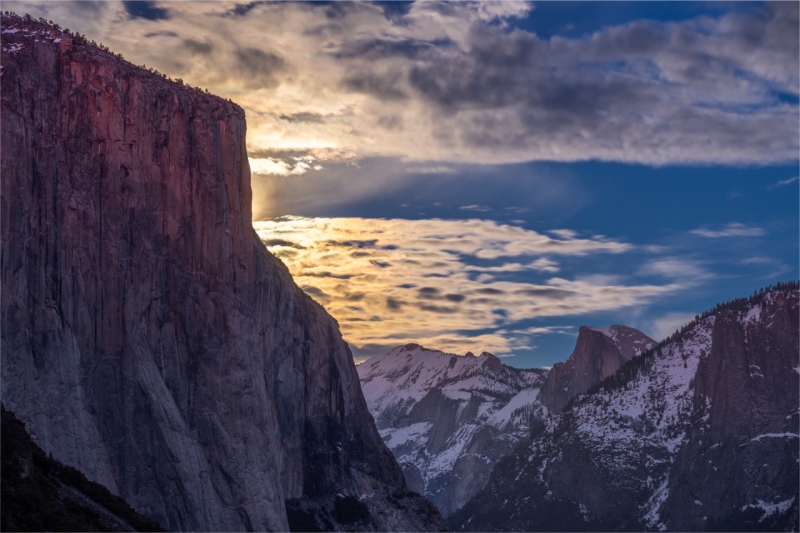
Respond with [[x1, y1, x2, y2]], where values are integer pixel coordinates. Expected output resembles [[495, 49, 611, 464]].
[[540, 325, 655, 413], [661, 288, 800, 531], [1, 15, 445, 532], [358, 344, 548, 518], [450, 284, 799, 532]]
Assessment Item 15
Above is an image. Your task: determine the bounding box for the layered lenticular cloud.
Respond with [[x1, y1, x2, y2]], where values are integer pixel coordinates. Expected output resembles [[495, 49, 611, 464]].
[[254, 217, 681, 357], [13, 1, 798, 173]]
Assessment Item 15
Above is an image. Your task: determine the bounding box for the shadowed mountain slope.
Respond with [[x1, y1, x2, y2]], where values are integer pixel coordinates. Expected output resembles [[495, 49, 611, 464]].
[[450, 283, 799, 532]]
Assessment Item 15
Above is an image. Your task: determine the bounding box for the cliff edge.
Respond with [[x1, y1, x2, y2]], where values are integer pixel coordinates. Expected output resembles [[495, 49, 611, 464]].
[[540, 325, 655, 413], [1, 14, 445, 532]]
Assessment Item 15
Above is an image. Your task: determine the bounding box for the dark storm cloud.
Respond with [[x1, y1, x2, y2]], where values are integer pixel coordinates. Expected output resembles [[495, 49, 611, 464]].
[[318, 1, 360, 21], [122, 1, 168, 21], [304, 271, 353, 280], [302, 286, 328, 300], [182, 39, 213, 55], [590, 21, 669, 57], [341, 68, 408, 101], [333, 2, 796, 163], [263, 239, 305, 249], [248, 149, 317, 161], [279, 112, 326, 124], [468, 27, 540, 67], [386, 297, 405, 311], [328, 239, 379, 249], [377, 115, 404, 131], [418, 287, 440, 299], [418, 303, 458, 314], [344, 292, 367, 302], [476, 288, 505, 295], [145, 31, 179, 39], [234, 48, 288, 89], [336, 38, 453, 60], [516, 288, 576, 300]]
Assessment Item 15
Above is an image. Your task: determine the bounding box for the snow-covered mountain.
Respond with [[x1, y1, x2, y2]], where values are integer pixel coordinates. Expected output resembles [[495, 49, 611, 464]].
[[451, 284, 799, 532], [357, 345, 548, 517], [357, 326, 655, 519]]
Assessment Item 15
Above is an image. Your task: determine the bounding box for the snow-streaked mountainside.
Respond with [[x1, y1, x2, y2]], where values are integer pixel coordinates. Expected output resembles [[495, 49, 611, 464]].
[[451, 284, 799, 532], [358, 344, 548, 517]]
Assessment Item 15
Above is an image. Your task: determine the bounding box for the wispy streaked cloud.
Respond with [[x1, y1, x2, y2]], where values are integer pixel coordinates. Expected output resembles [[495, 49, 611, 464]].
[[637, 258, 710, 280], [459, 204, 493, 212], [249, 156, 320, 176], [690, 223, 766, 238], [767, 176, 799, 189], [406, 165, 457, 175], [254, 216, 681, 355], [12, 1, 798, 173]]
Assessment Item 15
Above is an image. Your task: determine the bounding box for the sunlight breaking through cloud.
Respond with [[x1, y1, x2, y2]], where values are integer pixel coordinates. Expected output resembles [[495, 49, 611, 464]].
[[12, 1, 798, 172], [254, 216, 682, 356]]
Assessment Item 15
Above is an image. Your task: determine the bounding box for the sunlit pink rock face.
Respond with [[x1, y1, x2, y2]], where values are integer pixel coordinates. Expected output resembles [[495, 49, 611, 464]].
[[1, 14, 445, 532]]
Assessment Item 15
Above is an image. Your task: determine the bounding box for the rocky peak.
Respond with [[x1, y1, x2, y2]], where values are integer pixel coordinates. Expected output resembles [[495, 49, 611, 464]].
[[540, 324, 655, 413]]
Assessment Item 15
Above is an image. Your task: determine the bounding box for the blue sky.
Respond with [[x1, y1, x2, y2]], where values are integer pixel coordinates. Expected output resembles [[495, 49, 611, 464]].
[[257, 158, 798, 366], [13, 1, 798, 367]]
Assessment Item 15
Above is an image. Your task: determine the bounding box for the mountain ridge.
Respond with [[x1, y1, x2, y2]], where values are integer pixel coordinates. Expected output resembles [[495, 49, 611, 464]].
[[358, 323, 654, 518], [358, 344, 547, 516], [450, 282, 799, 532]]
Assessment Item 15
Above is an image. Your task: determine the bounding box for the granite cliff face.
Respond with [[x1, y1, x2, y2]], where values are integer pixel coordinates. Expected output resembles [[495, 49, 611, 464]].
[[1, 15, 445, 532], [450, 285, 799, 532], [540, 325, 655, 413], [358, 344, 547, 518]]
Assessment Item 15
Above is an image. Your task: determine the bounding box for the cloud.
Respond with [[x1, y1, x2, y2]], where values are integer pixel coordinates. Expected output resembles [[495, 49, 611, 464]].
[[249, 157, 317, 176], [254, 216, 682, 355], [11, 0, 797, 171], [549, 229, 578, 239], [406, 165, 456, 174], [647, 312, 697, 342], [690, 223, 766, 238], [637, 257, 709, 280], [459, 204, 492, 212], [767, 176, 799, 189], [234, 47, 288, 89]]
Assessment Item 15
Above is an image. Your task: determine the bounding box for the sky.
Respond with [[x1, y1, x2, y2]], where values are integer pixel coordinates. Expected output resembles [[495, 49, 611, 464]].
[[10, 1, 798, 367]]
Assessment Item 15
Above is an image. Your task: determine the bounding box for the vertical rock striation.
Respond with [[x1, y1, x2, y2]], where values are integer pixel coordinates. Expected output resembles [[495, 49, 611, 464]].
[[1, 15, 445, 532]]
